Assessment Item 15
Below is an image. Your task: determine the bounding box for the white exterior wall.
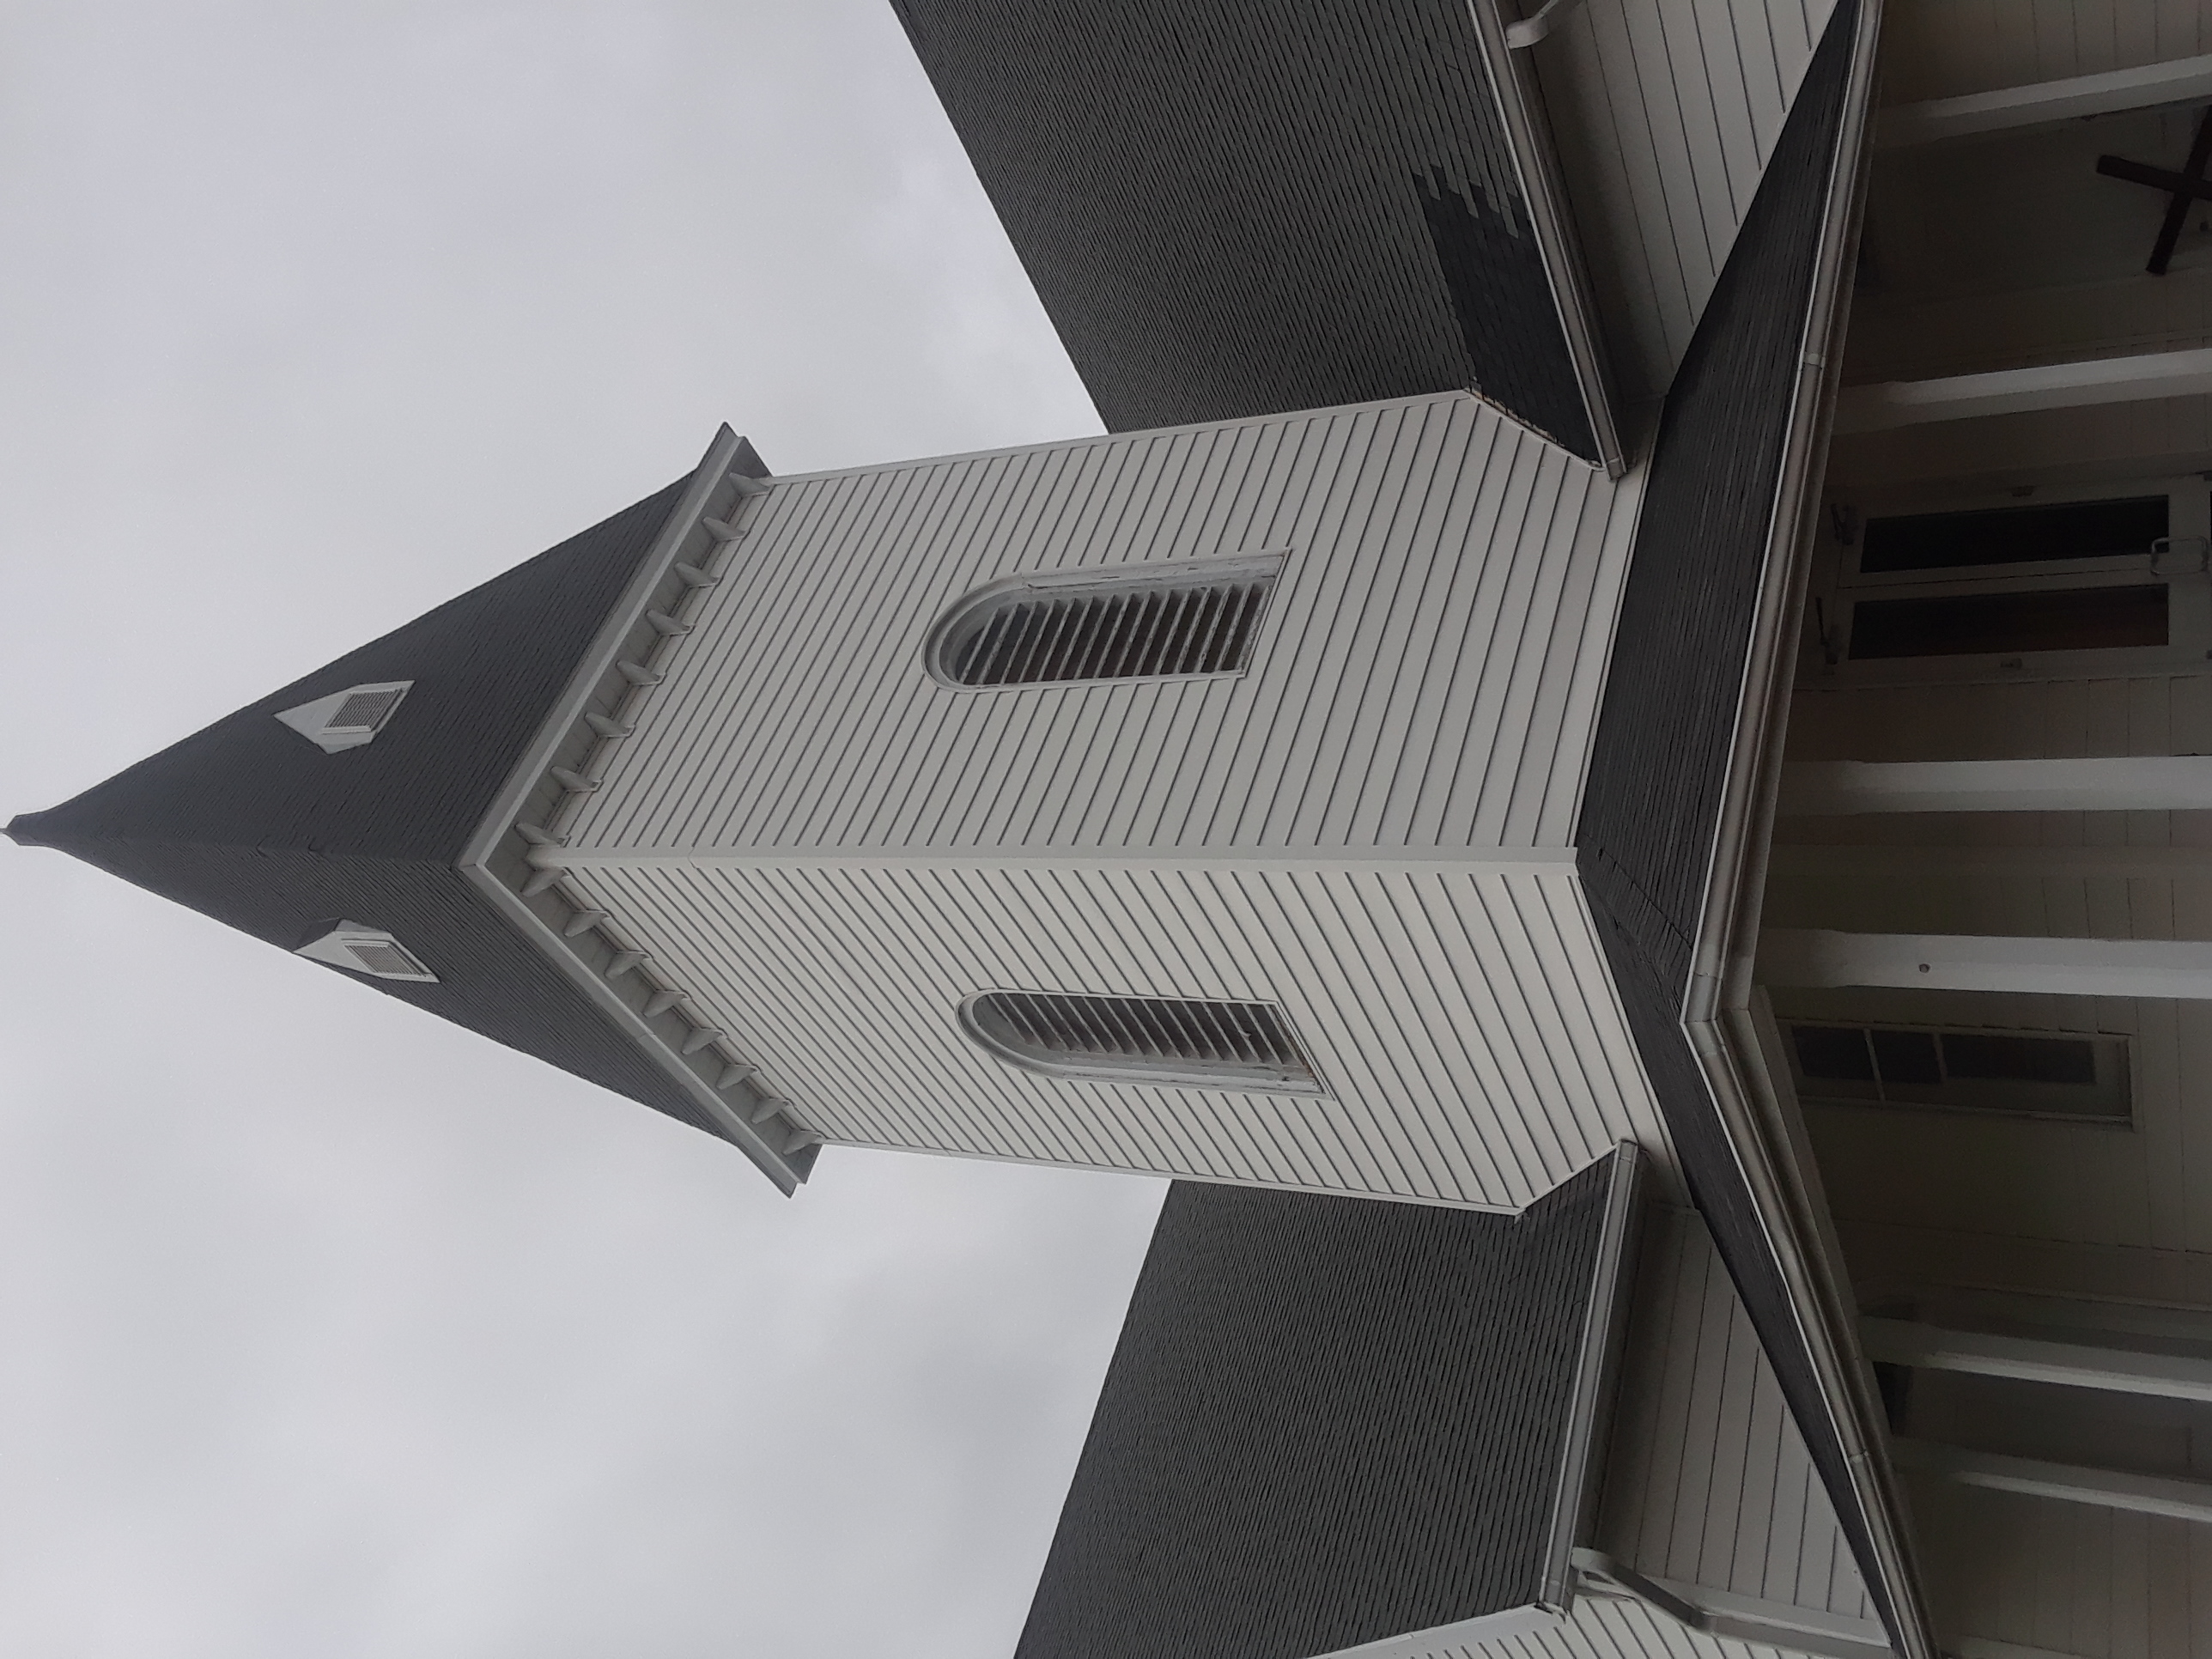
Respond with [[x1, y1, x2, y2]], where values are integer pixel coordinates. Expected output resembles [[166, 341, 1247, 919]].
[[533, 393, 1677, 1206], [555, 857, 1673, 1210], [1599, 1206, 1876, 1621], [1530, 0, 1843, 403], [565, 393, 1639, 857]]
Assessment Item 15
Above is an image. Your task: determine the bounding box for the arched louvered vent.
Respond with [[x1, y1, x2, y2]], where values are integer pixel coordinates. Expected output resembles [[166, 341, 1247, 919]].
[[927, 553, 1285, 688], [961, 990, 1322, 1092]]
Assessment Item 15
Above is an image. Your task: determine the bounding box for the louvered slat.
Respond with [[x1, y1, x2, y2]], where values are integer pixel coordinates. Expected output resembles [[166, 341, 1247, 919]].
[[943, 575, 1274, 687], [964, 990, 1314, 1087]]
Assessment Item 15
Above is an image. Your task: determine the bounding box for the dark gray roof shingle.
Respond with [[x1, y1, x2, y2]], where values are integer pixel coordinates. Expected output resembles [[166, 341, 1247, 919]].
[[890, 0, 1599, 461], [1015, 1156, 1625, 1659], [1572, 0, 1898, 1642], [7, 476, 728, 1139]]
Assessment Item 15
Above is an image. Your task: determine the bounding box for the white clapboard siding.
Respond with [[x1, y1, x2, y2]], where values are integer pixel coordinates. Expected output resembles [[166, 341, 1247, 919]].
[[558, 859, 1674, 1212], [1531, 0, 1842, 401], [1597, 1206, 1877, 1619], [564, 394, 1641, 858]]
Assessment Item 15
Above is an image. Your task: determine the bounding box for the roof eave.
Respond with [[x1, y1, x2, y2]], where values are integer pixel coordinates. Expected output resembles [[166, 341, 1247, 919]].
[[1467, 0, 1628, 477], [454, 424, 812, 1197], [1670, 1, 1936, 1654]]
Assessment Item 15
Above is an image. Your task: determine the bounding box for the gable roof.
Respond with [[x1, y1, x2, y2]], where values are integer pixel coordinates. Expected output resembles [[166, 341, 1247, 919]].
[[1016, 1150, 1641, 1659], [5, 472, 730, 1143], [1571, 1, 1927, 1650], [890, 0, 1613, 467]]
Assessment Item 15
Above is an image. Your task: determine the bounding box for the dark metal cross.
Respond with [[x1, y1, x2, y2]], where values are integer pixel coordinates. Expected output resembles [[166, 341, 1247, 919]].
[[2096, 106, 2212, 275]]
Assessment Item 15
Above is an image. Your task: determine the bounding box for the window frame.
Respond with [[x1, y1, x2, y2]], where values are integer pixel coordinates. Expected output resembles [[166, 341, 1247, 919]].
[[1783, 1018, 2132, 1127], [923, 550, 1288, 691], [1807, 476, 2212, 684]]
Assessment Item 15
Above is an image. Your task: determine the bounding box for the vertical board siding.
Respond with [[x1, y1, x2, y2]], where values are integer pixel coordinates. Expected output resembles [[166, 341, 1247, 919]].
[[1597, 1206, 1877, 1620], [1915, 1479, 2212, 1658], [560, 860, 1672, 1212], [564, 396, 1641, 859], [1534, 0, 1840, 400]]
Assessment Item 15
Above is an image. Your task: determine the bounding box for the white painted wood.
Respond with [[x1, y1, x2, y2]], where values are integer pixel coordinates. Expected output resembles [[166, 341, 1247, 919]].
[[1762, 927, 2212, 997], [1528, 0, 1842, 399], [1595, 1206, 1876, 1621], [1779, 757, 2212, 814], [1308, 1605, 1562, 1659], [548, 859, 1674, 1211], [1834, 347, 2212, 434], [1876, 51, 2212, 146], [1861, 1316, 2212, 1401], [1893, 1438, 2212, 1522], [564, 395, 1641, 860]]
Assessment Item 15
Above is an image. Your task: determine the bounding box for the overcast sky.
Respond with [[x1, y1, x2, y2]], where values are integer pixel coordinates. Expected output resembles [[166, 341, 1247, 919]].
[[0, 6, 1169, 1655]]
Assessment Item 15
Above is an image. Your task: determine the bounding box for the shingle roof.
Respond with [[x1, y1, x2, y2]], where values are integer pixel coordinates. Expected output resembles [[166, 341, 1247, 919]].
[[890, 0, 1601, 463], [1015, 1152, 1635, 1659], [6, 474, 727, 1140], [1573, 0, 1901, 1643]]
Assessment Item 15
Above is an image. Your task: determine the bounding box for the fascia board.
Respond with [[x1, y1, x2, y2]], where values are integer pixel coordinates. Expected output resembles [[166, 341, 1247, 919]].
[[1662, 0, 1940, 1655], [1463, 0, 1627, 477]]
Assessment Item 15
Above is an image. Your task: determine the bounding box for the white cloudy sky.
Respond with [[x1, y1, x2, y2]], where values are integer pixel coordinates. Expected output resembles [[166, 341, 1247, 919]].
[[0, 5, 1169, 1655]]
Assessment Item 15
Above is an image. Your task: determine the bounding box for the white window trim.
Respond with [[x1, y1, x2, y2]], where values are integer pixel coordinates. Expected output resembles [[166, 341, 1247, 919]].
[[274, 680, 415, 753], [295, 921, 439, 982], [923, 550, 1287, 691], [1809, 477, 2212, 684]]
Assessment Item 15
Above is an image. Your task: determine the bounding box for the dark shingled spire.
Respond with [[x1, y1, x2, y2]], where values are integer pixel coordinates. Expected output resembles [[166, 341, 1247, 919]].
[[7, 473, 728, 1139]]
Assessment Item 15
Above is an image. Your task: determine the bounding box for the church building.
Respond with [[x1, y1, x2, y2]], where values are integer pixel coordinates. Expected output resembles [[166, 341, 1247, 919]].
[[15, 2, 2212, 1656]]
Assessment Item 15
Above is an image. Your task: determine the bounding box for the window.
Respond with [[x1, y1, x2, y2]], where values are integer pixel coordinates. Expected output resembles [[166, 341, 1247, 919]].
[[295, 921, 439, 982], [962, 989, 1322, 1092], [275, 680, 413, 753], [927, 554, 1284, 688], [1786, 1022, 2128, 1122], [1860, 497, 2168, 574], [1846, 584, 2167, 659]]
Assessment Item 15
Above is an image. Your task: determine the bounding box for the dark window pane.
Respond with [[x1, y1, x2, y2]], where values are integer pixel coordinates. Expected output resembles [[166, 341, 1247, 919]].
[[1871, 1029, 1942, 1086], [1849, 584, 2167, 659], [1942, 1032, 2097, 1085], [1861, 497, 2168, 574], [1794, 1025, 1876, 1082]]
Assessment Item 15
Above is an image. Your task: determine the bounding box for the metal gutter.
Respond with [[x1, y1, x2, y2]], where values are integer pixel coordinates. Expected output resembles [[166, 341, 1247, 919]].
[[1537, 1142, 1646, 1614], [1467, 0, 1628, 477], [1674, 0, 1937, 1654]]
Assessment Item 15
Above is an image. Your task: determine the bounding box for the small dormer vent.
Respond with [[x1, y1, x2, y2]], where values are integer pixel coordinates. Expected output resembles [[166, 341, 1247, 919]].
[[962, 990, 1321, 1091], [295, 921, 439, 982], [274, 681, 413, 753]]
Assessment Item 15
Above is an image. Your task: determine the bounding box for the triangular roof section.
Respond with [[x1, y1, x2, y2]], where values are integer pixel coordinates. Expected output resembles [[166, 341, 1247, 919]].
[[6, 429, 808, 1189], [1573, 0, 1929, 1650], [1015, 1149, 1644, 1659], [890, 0, 1624, 473]]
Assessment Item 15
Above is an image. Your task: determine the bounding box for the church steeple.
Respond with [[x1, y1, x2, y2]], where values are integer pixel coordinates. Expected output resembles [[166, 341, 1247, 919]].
[[7, 430, 804, 1188]]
